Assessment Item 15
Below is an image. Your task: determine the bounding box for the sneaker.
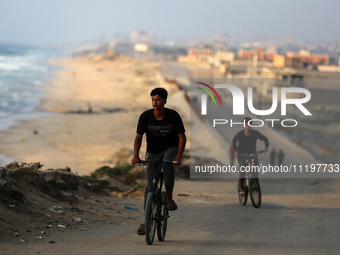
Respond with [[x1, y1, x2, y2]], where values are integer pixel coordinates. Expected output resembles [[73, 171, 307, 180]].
[[239, 189, 245, 197]]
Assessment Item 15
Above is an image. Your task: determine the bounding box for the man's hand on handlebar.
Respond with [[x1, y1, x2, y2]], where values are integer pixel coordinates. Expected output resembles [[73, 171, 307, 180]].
[[131, 155, 141, 165], [172, 156, 182, 166]]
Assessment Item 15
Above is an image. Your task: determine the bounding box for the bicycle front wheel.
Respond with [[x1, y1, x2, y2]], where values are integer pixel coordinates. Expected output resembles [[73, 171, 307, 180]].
[[238, 178, 248, 206], [157, 191, 168, 241], [249, 178, 261, 208], [145, 192, 157, 245]]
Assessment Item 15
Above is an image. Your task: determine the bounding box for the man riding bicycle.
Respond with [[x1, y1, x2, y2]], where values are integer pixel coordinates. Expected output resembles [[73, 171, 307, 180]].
[[232, 117, 269, 196], [131, 87, 186, 235]]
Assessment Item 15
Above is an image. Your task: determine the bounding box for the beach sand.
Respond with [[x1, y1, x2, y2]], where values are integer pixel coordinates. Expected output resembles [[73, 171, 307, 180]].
[[0, 56, 206, 175]]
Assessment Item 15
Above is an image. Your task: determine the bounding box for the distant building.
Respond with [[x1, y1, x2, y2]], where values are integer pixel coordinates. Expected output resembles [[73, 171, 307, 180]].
[[285, 57, 304, 69], [215, 50, 235, 63], [238, 48, 275, 61], [286, 50, 328, 65], [134, 44, 149, 52], [318, 65, 340, 72], [131, 30, 153, 44], [238, 48, 329, 69], [208, 50, 235, 67], [177, 48, 213, 63], [273, 55, 285, 68], [130, 30, 153, 58]]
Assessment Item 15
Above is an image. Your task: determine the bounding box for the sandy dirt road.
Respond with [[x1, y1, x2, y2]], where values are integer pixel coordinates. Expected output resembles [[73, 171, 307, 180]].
[[4, 178, 340, 255]]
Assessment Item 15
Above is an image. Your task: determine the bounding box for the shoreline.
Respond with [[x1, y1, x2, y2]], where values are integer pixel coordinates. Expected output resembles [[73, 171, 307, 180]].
[[0, 57, 61, 167], [0, 56, 194, 175]]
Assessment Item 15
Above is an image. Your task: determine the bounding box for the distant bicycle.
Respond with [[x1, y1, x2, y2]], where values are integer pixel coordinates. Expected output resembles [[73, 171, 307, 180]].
[[238, 151, 264, 208], [135, 160, 175, 245]]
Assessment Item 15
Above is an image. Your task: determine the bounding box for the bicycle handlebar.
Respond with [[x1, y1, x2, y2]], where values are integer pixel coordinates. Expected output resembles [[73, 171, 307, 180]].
[[133, 160, 177, 166], [239, 150, 265, 157]]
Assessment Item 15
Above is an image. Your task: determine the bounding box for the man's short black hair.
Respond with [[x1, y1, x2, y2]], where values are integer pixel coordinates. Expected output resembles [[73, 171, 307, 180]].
[[150, 87, 168, 99], [243, 117, 252, 125]]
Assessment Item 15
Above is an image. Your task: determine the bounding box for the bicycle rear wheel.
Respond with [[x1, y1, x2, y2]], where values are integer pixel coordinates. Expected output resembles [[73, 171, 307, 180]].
[[157, 191, 168, 241], [145, 192, 157, 245], [249, 178, 261, 208], [238, 178, 248, 205]]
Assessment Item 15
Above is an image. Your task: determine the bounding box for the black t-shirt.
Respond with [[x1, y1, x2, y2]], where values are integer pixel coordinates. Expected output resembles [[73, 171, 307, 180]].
[[137, 108, 185, 154], [232, 129, 269, 154]]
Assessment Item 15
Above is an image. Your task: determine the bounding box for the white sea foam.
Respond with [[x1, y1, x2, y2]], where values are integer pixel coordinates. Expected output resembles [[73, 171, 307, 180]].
[[0, 61, 20, 71], [34, 80, 42, 86]]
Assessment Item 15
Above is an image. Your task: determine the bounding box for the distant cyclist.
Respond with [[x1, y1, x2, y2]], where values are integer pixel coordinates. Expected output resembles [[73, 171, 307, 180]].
[[232, 117, 269, 196], [131, 87, 186, 235]]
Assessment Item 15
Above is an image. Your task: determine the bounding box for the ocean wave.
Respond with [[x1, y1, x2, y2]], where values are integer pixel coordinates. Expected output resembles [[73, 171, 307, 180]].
[[34, 80, 42, 86], [0, 111, 10, 118], [0, 43, 62, 130], [0, 56, 47, 73]]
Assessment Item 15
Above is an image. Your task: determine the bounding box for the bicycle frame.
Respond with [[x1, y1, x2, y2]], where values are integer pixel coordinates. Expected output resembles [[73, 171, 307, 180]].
[[243, 154, 257, 182], [135, 160, 175, 244], [238, 151, 263, 208], [138, 160, 174, 201]]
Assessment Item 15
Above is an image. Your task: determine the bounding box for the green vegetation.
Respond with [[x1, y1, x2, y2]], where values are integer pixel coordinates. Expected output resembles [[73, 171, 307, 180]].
[[47, 178, 79, 191], [84, 165, 134, 193], [89, 166, 123, 179], [83, 178, 110, 192], [5, 161, 44, 170], [119, 164, 134, 174]]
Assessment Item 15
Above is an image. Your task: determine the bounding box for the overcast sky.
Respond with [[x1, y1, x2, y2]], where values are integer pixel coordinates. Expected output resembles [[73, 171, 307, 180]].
[[1, 0, 340, 45]]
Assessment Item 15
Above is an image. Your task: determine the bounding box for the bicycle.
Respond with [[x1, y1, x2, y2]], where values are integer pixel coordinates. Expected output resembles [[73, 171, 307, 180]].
[[238, 151, 264, 208], [135, 160, 175, 245]]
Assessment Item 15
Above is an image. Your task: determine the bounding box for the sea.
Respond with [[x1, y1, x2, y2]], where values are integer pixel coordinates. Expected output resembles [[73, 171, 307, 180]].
[[0, 43, 66, 165]]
